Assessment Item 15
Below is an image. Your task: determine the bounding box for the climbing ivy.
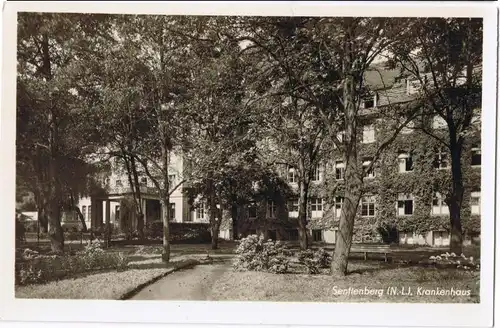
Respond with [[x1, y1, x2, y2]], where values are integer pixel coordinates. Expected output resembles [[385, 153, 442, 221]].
[[305, 118, 481, 243]]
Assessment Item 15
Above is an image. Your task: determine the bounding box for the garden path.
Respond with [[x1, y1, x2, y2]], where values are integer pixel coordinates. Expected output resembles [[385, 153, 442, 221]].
[[130, 259, 232, 300]]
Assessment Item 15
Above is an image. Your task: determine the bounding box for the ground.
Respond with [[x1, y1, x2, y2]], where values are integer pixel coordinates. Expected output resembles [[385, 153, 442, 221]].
[[130, 258, 479, 303], [15, 243, 480, 302], [132, 260, 229, 300]]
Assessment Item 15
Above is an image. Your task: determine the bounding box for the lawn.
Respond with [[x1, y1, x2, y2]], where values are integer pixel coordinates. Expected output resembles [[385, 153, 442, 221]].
[[208, 261, 480, 303], [15, 243, 480, 302], [15, 254, 199, 300]]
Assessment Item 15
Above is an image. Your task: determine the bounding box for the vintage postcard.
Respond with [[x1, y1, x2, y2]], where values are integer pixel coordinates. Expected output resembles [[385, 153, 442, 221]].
[[0, 1, 496, 327]]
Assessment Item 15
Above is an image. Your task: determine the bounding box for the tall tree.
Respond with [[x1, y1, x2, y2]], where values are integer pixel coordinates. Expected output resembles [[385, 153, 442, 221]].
[[121, 15, 193, 262], [236, 18, 330, 250], [389, 18, 482, 254], [182, 22, 254, 249], [17, 13, 114, 252], [235, 17, 420, 274]]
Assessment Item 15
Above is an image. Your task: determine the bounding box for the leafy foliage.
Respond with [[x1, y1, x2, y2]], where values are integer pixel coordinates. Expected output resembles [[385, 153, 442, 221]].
[[15, 241, 128, 285], [429, 252, 479, 271], [233, 235, 290, 273], [144, 221, 212, 243], [297, 248, 332, 274]]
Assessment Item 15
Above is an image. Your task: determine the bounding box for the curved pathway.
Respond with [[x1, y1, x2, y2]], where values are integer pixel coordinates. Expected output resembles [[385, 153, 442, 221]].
[[130, 259, 232, 300]]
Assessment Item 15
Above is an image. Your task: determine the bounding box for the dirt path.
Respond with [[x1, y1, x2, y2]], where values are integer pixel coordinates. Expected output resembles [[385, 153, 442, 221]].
[[130, 259, 232, 300]]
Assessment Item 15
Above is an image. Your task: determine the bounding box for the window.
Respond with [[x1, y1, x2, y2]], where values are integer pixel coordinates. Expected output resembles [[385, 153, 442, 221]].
[[362, 124, 375, 143], [115, 180, 122, 187], [312, 229, 323, 242], [432, 115, 447, 129], [337, 131, 345, 143], [471, 191, 480, 215], [196, 204, 205, 220], [287, 167, 297, 183], [288, 198, 299, 218], [335, 196, 344, 218], [312, 164, 322, 182], [406, 77, 423, 95], [140, 177, 148, 186], [361, 196, 376, 217], [287, 229, 299, 241], [248, 204, 257, 219], [168, 174, 176, 188], [82, 206, 87, 221], [362, 97, 375, 109], [334, 131, 345, 148], [434, 147, 449, 169], [115, 205, 120, 221], [398, 153, 414, 172], [268, 230, 277, 241], [397, 193, 414, 216], [432, 192, 449, 215], [310, 198, 323, 212], [168, 203, 175, 221], [268, 201, 277, 218], [471, 147, 481, 166], [88, 206, 91, 221], [335, 161, 345, 180], [401, 121, 415, 134], [363, 159, 375, 178]]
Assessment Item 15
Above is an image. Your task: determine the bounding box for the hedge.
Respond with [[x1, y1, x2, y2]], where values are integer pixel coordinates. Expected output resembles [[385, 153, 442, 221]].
[[145, 221, 212, 243]]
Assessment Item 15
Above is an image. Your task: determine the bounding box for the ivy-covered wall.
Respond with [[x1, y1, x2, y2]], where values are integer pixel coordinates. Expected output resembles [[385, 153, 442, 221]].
[[240, 114, 482, 244], [304, 116, 482, 243]]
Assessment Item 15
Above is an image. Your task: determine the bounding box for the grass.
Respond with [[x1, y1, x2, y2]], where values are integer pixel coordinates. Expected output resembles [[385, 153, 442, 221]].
[[15, 256, 198, 300], [208, 261, 480, 303], [15, 243, 480, 302]]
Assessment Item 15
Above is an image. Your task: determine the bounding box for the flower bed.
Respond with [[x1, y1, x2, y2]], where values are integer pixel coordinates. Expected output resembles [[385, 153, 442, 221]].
[[15, 240, 128, 285]]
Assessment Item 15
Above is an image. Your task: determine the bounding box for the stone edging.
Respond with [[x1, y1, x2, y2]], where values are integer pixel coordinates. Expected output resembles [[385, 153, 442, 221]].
[[118, 258, 200, 300]]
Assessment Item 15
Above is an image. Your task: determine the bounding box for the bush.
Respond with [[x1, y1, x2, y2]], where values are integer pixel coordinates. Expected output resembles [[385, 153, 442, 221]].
[[134, 245, 164, 255], [297, 248, 332, 274], [65, 231, 81, 241], [429, 252, 479, 271], [61, 223, 79, 232], [144, 221, 211, 243], [15, 241, 129, 285], [23, 220, 38, 233], [233, 235, 290, 273]]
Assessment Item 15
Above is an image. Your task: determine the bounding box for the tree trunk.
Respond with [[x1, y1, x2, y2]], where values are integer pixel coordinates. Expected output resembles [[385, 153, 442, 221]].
[[297, 181, 309, 250], [331, 45, 363, 275], [209, 204, 220, 250], [37, 208, 48, 233], [207, 181, 221, 250], [47, 198, 64, 253], [331, 157, 362, 276], [231, 203, 238, 240], [448, 139, 464, 254], [161, 197, 171, 263], [74, 206, 88, 232], [70, 191, 87, 232], [211, 225, 219, 250], [130, 156, 145, 240]]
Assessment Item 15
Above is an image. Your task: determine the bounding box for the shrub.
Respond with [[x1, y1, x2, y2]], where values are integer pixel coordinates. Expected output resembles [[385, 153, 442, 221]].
[[297, 248, 332, 274], [233, 235, 290, 273], [429, 252, 479, 271], [65, 231, 81, 241], [144, 221, 211, 243], [23, 220, 38, 233], [134, 245, 163, 255], [15, 241, 129, 285]]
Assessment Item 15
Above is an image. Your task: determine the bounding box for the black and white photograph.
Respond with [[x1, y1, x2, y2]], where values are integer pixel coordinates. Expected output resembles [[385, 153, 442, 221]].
[[0, 2, 497, 327]]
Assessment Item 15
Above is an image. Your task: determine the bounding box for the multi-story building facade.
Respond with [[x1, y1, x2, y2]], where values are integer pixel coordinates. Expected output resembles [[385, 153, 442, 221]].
[[73, 66, 481, 247]]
